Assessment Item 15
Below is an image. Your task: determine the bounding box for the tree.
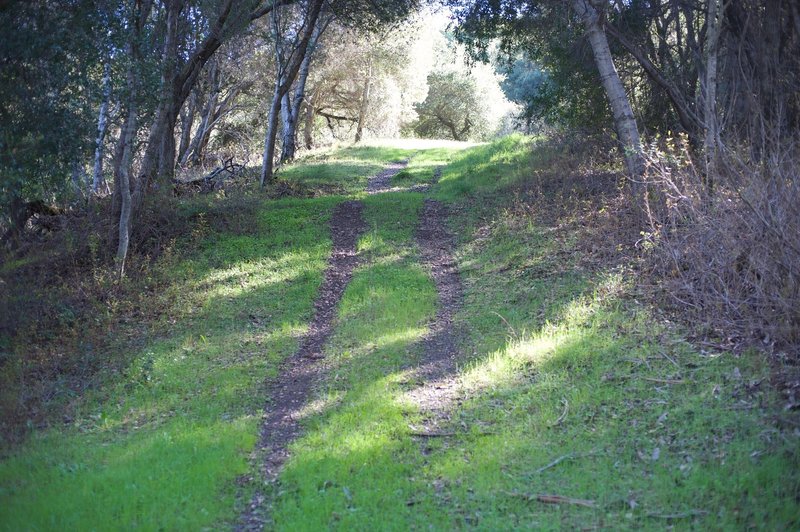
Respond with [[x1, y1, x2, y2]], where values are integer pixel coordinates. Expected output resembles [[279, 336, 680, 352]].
[[496, 57, 549, 132], [115, 0, 154, 278], [0, 1, 106, 246], [414, 71, 481, 141], [261, 0, 420, 178], [570, 0, 642, 177], [451, 0, 643, 175], [91, 62, 113, 195], [279, 14, 329, 162], [259, 0, 325, 186]]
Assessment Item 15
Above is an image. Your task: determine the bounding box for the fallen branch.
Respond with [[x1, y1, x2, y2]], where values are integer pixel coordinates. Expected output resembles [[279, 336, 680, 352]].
[[535, 449, 599, 474], [491, 311, 518, 339], [551, 397, 569, 426], [506, 491, 596, 508], [643, 377, 685, 384], [536, 494, 596, 508], [647, 509, 708, 519], [535, 453, 573, 473], [658, 350, 680, 368], [409, 431, 455, 438], [175, 157, 244, 188]]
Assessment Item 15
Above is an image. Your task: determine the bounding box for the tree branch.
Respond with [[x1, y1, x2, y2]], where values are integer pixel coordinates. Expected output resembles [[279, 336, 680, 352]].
[[603, 19, 702, 138], [316, 109, 358, 122]]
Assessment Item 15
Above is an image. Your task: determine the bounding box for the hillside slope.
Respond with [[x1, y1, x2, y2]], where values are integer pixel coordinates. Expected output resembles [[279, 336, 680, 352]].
[[1, 137, 798, 530]]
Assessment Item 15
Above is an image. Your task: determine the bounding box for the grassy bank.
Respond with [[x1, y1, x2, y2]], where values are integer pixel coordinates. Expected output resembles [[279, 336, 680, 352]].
[[1, 137, 797, 530]]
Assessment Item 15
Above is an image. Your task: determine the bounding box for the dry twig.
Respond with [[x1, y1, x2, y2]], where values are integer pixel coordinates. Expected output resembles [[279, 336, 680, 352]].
[[536, 449, 599, 474], [644, 377, 685, 384], [551, 397, 569, 426], [647, 509, 708, 519], [505, 491, 598, 508]]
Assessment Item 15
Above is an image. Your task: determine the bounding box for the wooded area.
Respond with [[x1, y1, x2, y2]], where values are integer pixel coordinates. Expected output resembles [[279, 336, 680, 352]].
[[1, 0, 798, 528], [3, 0, 796, 348]]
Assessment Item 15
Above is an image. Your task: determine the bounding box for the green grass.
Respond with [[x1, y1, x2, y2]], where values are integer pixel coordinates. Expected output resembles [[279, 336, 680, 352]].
[[390, 147, 460, 188], [0, 196, 339, 530], [426, 136, 800, 528], [269, 190, 444, 530], [271, 136, 798, 529], [1, 136, 797, 530], [436, 133, 543, 201], [279, 145, 414, 195]]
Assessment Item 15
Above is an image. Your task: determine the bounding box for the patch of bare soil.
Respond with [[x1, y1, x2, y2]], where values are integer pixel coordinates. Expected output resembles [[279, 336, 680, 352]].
[[366, 161, 408, 193], [405, 177, 465, 436], [238, 199, 365, 530]]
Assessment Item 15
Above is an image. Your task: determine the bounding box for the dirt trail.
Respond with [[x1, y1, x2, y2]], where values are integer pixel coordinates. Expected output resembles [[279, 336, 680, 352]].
[[240, 163, 461, 527], [366, 161, 408, 194], [239, 200, 365, 530], [405, 167, 465, 431]]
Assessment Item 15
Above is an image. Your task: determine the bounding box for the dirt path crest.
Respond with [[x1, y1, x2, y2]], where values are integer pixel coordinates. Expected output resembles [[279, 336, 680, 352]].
[[366, 160, 408, 194]]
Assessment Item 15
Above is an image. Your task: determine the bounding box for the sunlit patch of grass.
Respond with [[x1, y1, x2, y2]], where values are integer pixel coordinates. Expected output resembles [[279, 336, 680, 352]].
[[0, 196, 340, 529], [413, 138, 800, 528], [279, 145, 416, 195], [435, 133, 543, 201], [425, 292, 799, 528], [390, 147, 464, 188]]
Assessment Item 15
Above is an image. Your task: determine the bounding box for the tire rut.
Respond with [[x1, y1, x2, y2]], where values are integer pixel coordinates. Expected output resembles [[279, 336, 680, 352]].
[[238, 199, 365, 530], [405, 167, 465, 431], [239, 163, 459, 528], [366, 160, 408, 193]]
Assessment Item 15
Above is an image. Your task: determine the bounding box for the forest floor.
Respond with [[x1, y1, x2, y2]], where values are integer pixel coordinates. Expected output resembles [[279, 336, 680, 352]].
[[1, 137, 798, 530]]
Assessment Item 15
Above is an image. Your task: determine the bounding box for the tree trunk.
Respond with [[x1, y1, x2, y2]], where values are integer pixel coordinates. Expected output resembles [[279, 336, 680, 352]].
[[132, 0, 180, 217], [572, 0, 644, 178], [112, 0, 154, 221], [260, 0, 325, 185], [157, 106, 178, 179], [177, 89, 197, 165], [111, 100, 130, 219], [155, 0, 181, 181], [186, 62, 220, 166], [92, 62, 112, 195], [116, 101, 137, 279], [703, 0, 723, 192], [188, 91, 218, 166], [280, 29, 317, 163], [116, 0, 149, 278], [355, 61, 372, 143], [132, 112, 165, 215], [260, 82, 283, 186], [303, 99, 315, 149], [280, 91, 296, 162]]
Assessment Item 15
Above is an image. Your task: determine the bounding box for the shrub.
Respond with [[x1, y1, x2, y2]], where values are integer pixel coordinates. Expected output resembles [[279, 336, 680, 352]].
[[641, 136, 800, 357]]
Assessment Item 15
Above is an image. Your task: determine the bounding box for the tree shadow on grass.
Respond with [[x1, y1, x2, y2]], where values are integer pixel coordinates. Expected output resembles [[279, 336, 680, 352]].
[[0, 195, 349, 530]]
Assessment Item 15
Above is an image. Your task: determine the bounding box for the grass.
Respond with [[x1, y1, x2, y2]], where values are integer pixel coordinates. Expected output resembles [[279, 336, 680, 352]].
[[278, 145, 414, 195], [268, 190, 443, 530], [270, 135, 799, 529], [1, 136, 798, 530], [389, 148, 459, 188], [0, 196, 339, 529]]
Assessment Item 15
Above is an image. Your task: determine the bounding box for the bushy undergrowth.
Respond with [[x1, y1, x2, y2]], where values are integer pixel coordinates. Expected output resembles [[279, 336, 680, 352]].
[[0, 183, 269, 447], [640, 138, 800, 367]]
